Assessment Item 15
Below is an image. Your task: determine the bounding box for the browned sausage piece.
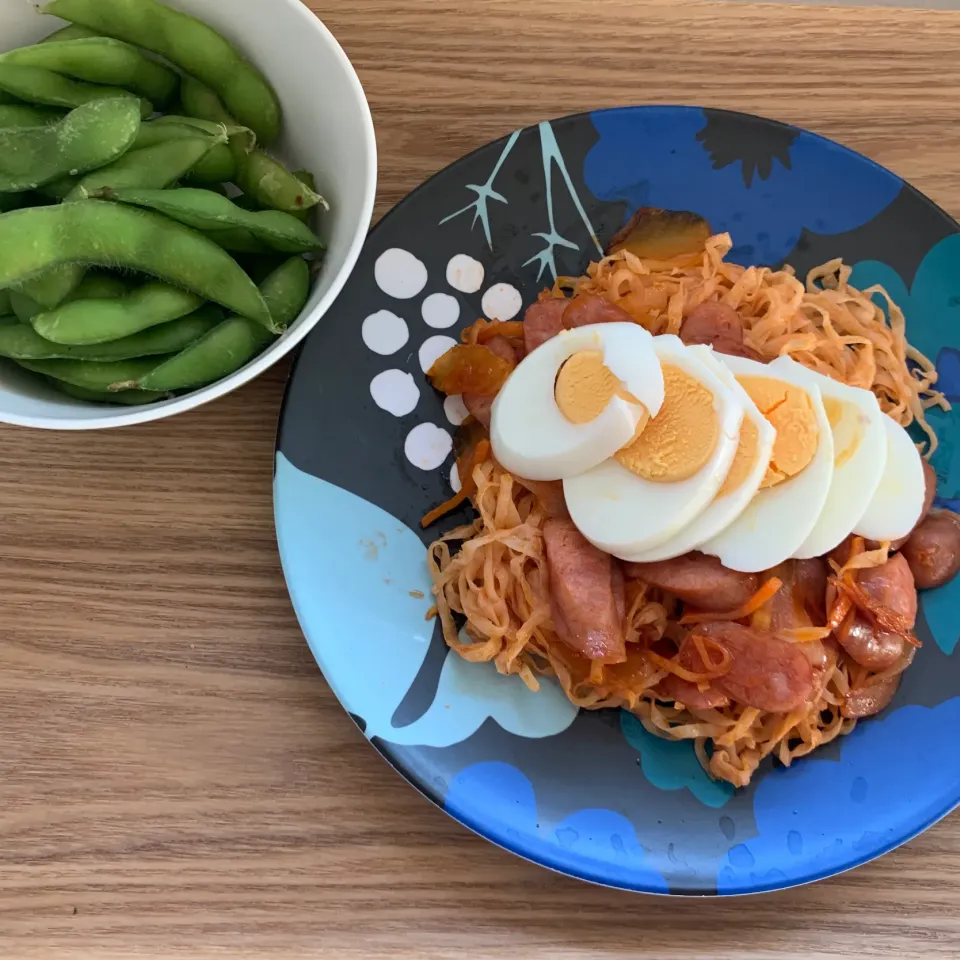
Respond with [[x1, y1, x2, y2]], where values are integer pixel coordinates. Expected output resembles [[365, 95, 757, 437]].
[[837, 617, 904, 670], [679, 302, 759, 359], [886, 459, 938, 551], [679, 622, 816, 713], [543, 518, 626, 663], [523, 298, 568, 354], [562, 293, 635, 328], [625, 553, 759, 612], [516, 478, 569, 519], [462, 393, 493, 429], [842, 675, 900, 719], [901, 511, 960, 589], [462, 335, 516, 429], [795, 558, 828, 624], [857, 552, 917, 629]]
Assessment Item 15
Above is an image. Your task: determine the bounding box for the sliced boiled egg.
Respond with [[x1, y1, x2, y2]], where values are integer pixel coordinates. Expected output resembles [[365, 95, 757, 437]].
[[768, 357, 888, 559], [563, 335, 744, 557], [853, 413, 926, 542], [490, 322, 663, 481], [621, 346, 775, 562], [699, 354, 835, 573]]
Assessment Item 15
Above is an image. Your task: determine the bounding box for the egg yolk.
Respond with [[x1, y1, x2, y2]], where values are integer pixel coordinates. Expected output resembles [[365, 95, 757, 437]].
[[615, 363, 718, 482], [554, 350, 647, 426], [822, 396, 863, 468], [555, 350, 620, 424], [716, 416, 759, 497], [737, 375, 819, 488]]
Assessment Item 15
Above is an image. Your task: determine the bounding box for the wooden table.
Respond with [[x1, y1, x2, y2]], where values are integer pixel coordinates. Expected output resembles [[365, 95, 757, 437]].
[[3, 1, 960, 956]]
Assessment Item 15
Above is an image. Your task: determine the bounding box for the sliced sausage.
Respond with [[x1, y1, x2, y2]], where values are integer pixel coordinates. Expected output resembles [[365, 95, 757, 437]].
[[842, 675, 900, 719], [837, 616, 904, 671], [858, 553, 917, 629], [625, 553, 759, 612], [767, 559, 827, 633], [543, 517, 626, 663], [523, 297, 568, 354], [901, 511, 960, 589], [461, 336, 516, 429], [462, 393, 494, 429], [562, 293, 635, 328], [795, 558, 828, 624], [679, 622, 816, 713], [680, 302, 758, 359]]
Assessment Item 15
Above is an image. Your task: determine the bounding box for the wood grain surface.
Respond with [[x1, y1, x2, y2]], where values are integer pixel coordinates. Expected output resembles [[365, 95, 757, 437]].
[[2, 1, 960, 957]]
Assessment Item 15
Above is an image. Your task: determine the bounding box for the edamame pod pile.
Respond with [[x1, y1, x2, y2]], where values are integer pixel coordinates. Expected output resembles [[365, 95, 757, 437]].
[[0, 0, 328, 406]]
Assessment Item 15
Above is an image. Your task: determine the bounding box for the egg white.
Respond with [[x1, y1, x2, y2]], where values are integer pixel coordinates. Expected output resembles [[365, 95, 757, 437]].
[[853, 413, 926, 542], [769, 357, 888, 559], [621, 346, 775, 562], [699, 354, 835, 573], [490, 322, 663, 482], [564, 336, 744, 558]]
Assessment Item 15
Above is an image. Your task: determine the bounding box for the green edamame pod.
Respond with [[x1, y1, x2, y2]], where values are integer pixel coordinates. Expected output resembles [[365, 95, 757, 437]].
[[0, 39, 178, 106], [0, 202, 270, 326], [14, 272, 128, 326], [33, 280, 205, 344], [52, 380, 169, 405], [9, 291, 42, 324], [64, 135, 227, 201], [0, 64, 151, 116], [180, 77, 325, 216], [52, 380, 168, 405], [19, 263, 87, 309], [42, 0, 282, 144], [0, 104, 64, 127], [41, 24, 101, 44], [260, 256, 311, 330], [0, 308, 220, 361], [187, 144, 235, 185], [235, 149, 329, 217], [138, 115, 255, 153], [69, 273, 130, 300], [0, 97, 141, 193], [113, 258, 308, 392], [0, 290, 10, 315], [121, 315, 274, 392], [19, 355, 165, 391], [292, 170, 318, 223], [104, 187, 322, 254]]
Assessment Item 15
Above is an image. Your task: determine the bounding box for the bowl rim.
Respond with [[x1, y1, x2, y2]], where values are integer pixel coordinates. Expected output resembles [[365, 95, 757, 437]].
[[0, 0, 377, 431]]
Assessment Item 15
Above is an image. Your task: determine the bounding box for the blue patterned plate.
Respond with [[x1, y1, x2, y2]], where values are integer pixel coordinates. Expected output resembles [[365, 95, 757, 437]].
[[274, 107, 960, 895]]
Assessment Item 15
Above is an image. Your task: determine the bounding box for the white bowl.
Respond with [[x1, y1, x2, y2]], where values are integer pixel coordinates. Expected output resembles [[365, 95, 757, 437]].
[[0, 0, 376, 429]]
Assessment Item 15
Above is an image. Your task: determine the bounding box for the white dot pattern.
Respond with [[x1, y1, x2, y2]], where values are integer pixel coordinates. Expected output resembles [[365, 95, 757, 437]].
[[405, 422, 452, 470], [374, 248, 428, 299], [421, 292, 460, 329], [362, 310, 409, 355], [369, 369, 420, 416]]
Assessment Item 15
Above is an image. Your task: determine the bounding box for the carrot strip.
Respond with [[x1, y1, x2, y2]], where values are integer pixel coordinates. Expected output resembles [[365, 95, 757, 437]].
[[780, 626, 834, 643], [460, 318, 525, 345], [420, 440, 491, 528], [647, 635, 731, 683], [827, 591, 853, 631], [680, 577, 783, 625]]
